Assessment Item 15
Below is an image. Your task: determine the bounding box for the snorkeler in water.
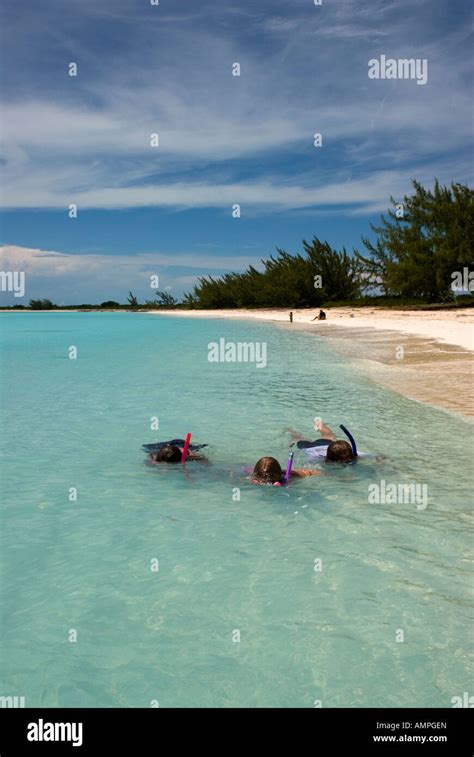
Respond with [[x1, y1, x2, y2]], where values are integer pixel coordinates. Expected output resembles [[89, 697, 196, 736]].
[[285, 419, 357, 463], [147, 444, 207, 464], [144, 437, 208, 464], [250, 456, 320, 485]]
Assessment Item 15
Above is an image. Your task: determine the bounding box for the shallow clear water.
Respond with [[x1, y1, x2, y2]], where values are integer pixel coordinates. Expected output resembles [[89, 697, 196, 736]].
[[0, 312, 472, 708]]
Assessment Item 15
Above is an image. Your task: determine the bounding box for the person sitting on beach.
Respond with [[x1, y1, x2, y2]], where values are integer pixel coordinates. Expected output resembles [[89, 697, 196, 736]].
[[285, 419, 355, 463], [148, 444, 206, 464], [312, 309, 326, 321], [251, 456, 320, 485]]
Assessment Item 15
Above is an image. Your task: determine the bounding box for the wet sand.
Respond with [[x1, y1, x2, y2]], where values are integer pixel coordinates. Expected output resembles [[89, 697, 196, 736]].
[[299, 323, 474, 420]]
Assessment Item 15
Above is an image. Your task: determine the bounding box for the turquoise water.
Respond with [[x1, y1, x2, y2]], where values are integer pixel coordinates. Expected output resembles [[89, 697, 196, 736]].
[[0, 312, 472, 708]]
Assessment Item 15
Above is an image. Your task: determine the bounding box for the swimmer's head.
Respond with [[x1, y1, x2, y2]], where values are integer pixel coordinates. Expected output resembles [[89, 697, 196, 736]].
[[326, 440, 355, 463], [252, 456, 283, 485], [150, 444, 182, 463]]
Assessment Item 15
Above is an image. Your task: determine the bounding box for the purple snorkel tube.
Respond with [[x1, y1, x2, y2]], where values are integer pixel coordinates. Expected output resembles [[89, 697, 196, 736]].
[[284, 451, 294, 484]]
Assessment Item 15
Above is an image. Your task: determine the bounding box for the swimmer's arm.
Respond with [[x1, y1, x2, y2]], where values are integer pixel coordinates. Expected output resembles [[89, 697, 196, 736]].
[[314, 419, 336, 440], [187, 451, 208, 461], [177, 446, 204, 460], [291, 468, 322, 477]]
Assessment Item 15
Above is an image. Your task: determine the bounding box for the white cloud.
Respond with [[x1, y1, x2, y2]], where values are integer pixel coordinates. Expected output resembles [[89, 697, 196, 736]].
[[3, 166, 470, 214], [0, 244, 265, 304], [0, 245, 261, 274], [1, 0, 471, 213]]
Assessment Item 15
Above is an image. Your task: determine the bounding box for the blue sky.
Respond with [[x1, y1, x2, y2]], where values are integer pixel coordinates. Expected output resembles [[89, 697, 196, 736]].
[[1, 0, 472, 304]]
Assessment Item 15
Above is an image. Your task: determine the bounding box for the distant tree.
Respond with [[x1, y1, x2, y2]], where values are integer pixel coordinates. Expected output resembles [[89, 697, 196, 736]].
[[182, 292, 198, 308], [101, 301, 121, 308], [355, 180, 474, 301], [156, 290, 178, 307], [29, 299, 55, 310], [183, 239, 361, 308], [127, 291, 139, 308], [144, 290, 179, 308]]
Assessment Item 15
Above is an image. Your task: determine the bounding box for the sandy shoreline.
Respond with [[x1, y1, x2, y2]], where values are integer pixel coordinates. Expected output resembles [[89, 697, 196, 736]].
[[149, 307, 474, 418], [147, 306, 474, 352], [3, 306, 473, 350]]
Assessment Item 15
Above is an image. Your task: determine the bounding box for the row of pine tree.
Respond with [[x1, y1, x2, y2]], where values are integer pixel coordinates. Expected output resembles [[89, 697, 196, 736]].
[[183, 180, 473, 308]]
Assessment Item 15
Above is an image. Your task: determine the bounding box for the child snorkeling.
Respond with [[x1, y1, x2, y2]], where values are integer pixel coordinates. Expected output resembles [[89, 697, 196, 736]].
[[145, 438, 208, 464], [148, 445, 203, 464], [285, 419, 356, 462], [251, 456, 320, 485]]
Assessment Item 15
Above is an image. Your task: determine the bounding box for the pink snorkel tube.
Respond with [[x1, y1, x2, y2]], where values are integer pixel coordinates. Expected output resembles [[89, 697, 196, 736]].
[[284, 451, 294, 484], [181, 433, 192, 463], [245, 451, 294, 485]]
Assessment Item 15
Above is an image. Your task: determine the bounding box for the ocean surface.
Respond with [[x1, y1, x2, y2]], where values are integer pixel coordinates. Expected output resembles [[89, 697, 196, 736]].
[[0, 312, 472, 708]]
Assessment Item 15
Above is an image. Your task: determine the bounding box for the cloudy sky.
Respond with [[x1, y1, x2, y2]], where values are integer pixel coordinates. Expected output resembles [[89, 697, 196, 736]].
[[1, 0, 472, 304]]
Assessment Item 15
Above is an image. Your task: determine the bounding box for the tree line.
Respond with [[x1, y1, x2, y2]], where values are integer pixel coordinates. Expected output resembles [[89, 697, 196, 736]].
[[183, 180, 473, 308], [8, 180, 473, 310], [21, 290, 179, 310]]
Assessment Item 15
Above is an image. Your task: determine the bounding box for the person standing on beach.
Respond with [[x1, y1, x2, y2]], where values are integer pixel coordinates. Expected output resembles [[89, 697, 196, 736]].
[[289, 311, 293, 323]]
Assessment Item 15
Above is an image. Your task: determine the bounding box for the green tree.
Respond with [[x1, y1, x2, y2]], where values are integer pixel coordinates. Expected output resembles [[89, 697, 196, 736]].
[[356, 180, 474, 301], [29, 299, 54, 310], [156, 290, 178, 307], [302, 238, 361, 303], [127, 291, 139, 308], [101, 300, 120, 308], [184, 239, 361, 308], [144, 290, 179, 308]]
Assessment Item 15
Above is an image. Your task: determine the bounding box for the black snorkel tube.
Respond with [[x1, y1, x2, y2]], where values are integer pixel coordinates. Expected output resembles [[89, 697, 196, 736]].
[[339, 424, 358, 457]]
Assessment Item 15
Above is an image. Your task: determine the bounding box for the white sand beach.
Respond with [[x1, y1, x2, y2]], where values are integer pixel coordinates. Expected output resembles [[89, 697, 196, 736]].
[[149, 306, 474, 352]]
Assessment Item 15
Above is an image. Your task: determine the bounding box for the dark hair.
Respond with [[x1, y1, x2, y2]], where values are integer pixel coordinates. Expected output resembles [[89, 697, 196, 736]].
[[252, 456, 283, 484], [151, 444, 182, 463], [326, 440, 355, 462]]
